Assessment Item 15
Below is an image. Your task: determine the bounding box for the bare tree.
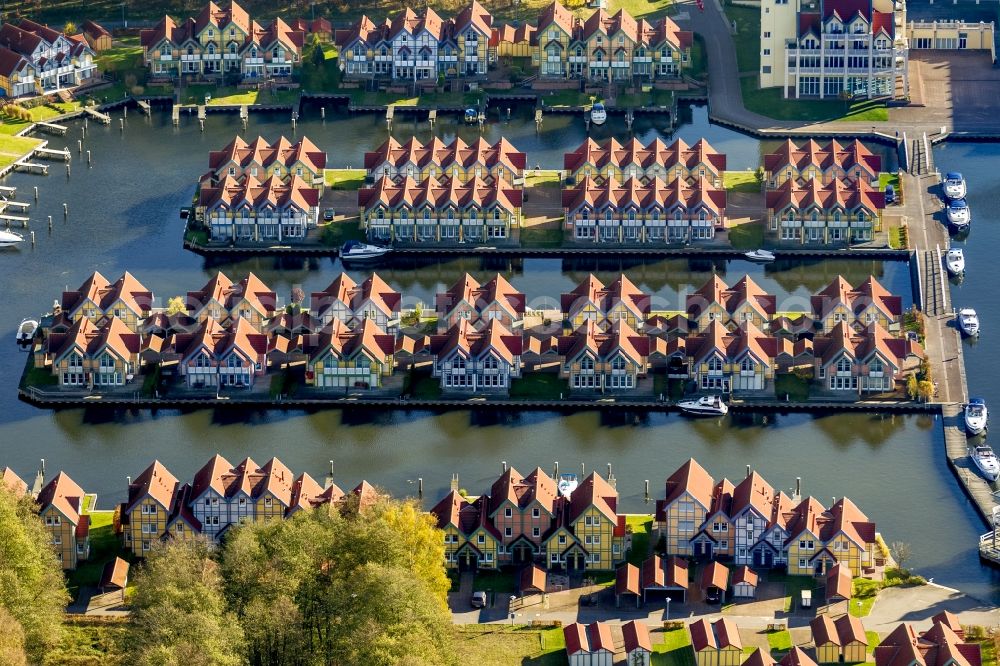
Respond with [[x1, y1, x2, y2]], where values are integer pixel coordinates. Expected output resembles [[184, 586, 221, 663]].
[[890, 541, 912, 571]]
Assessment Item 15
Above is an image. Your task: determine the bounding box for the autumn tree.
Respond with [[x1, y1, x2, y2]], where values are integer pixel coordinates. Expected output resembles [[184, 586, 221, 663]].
[[0, 607, 28, 666], [220, 496, 455, 666], [64, 21, 77, 35], [165, 296, 186, 315], [123, 540, 245, 666], [0, 483, 69, 661]]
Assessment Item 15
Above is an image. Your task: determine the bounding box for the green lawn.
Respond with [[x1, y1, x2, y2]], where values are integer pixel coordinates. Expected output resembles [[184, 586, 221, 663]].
[[453, 625, 565, 666], [724, 170, 761, 193], [728, 222, 765, 250], [321, 221, 366, 247], [524, 169, 564, 188], [766, 629, 793, 655], [46, 617, 127, 666], [655, 628, 697, 666], [0, 133, 43, 170], [740, 78, 889, 122], [301, 41, 341, 92], [475, 569, 519, 594], [724, 3, 761, 74], [66, 508, 126, 599], [608, 0, 675, 19], [0, 119, 32, 135], [96, 42, 144, 75], [689, 34, 709, 82], [879, 173, 900, 190], [520, 227, 565, 248], [325, 168, 366, 190], [627, 514, 653, 565], [509, 373, 570, 399], [617, 88, 675, 108], [866, 631, 881, 656], [774, 373, 811, 402], [769, 572, 817, 612], [406, 370, 443, 399], [541, 89, 598, 108]]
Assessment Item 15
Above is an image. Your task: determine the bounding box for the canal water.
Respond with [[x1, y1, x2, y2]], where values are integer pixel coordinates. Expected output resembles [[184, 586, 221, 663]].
[[0, 104, 995, 600]]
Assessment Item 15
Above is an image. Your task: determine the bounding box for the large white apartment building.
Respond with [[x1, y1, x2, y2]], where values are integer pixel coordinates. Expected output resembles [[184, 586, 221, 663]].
[[759, 0, 908, 99]]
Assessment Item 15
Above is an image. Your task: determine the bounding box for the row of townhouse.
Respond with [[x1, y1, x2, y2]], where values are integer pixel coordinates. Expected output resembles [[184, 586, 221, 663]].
[[0, 19, 96, 97], [194, 135, 327, 241], [336, 2, 493, 80], [33, 270, 917, 395], [529, 2, 692, 81], [764, 138, 885, 244], [119, 456, 379, 556], [759, 0, 909, 100], [140, 0, 303, 80], [655, 458, 882, 578], [359, 175, 523, 243], [564, 137, 727, 187], [1, 467, 90, 570], [364, 136, 526, 187], [430, 466, 627, 572], [335, 0, 692, 83]]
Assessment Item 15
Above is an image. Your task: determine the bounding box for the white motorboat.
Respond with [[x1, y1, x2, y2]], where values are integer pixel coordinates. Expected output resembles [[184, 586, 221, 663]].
[[943, 172, 967, 201], [677, 395, 729, 417], [965, 398, 989, 436], [969, 444, 1000, 481], [946, 199, 971, 229], [16, 318, 37, 345], [744, 249, 776, 262], [958, 308, 980, 336], [464, 108, 478, 124], [589, 102, 607, 126], [945, 248, 965, 275], [340, 240, 391, 261], [0, 229, 23, 247], [557, 473, 578, 498]]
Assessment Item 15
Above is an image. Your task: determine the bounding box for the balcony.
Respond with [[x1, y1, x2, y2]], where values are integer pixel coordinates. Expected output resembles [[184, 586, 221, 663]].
[[181, 54, 201, 61]]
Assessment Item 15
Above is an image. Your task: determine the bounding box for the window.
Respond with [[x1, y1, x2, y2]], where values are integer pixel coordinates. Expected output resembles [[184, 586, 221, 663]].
[[799, 558, 807, 568], [264, 497, 273, 507], [477, 534, 485, 544], [533, 527, 540, 537], [504, 507, 512, 518], [505, 527, 513, 537], [559, 535, 566, 544], [532, 508, 540, 518], [720, 540, 728, 549]]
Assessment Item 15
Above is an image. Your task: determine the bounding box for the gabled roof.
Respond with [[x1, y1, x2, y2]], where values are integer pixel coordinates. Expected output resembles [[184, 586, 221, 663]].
[[560, 273, 651, 318], [358, 175, 523, 212], [836, 614, 868, 645], [454, 0, 493, 35], [538, 1, 576, 35], [436, 273, 526, 319], [199, 173, 320, 213], [36, 471, 85, 526], [812, 614, 841, 647], [616, 562, 641, 596], [62, 271, 154, 318], [99, 557, 130, 590], [663, 458, 715, 509], [733, 565, 759, 587], [1, 467, 27, 496], [623, 620, 653, 653], [701, 561, 729, 591], [207, 135, 327, 174], [564, 137, 726, 174], [691, 618, 742, 651], [563, 175, 726, 216], [47, 316, 142, 365], [763, 139, 882, 177], [766, 178, 885, 214], [430, 318, 523, 365], [558, 319, 650, 367], [732, 470, 776, 518], [489, 466, 557, 516], [827, 563, 854, 600], [520, 564, 546, 594], [307, 318, 396, 364], [745, 649, 778, 666], [567, 472, 618, 525], [125, 460, 179, 513]]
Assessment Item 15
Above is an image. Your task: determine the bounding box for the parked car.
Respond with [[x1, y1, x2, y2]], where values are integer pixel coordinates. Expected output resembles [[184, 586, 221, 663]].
[[704, 587, 721, 604], [323, 208, 335, 221], [885, 184, 896, 205], [471, 591, 487, 609]]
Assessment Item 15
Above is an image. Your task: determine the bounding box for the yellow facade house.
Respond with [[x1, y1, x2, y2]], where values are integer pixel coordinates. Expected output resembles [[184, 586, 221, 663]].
[[36, 472, 90, 570], [121, 460, 182, 557], [655, 458, 715, 556], [563, 473, 626, 571], [533, 1, 575, 76]]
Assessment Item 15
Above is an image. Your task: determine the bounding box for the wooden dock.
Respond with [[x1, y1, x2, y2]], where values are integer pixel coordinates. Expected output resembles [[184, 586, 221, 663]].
[[13, 161, 47, 174], [34, 147, 70, 161], [171, 105, 180, 125], [0, 185, 17, 196], [136, 99, 151, 116], [83, 107, 111, 125], [0, 200, 30, 210], [197, 105, 206, 120], [0, 213, 30, 225], [34, 121, 67, 136]]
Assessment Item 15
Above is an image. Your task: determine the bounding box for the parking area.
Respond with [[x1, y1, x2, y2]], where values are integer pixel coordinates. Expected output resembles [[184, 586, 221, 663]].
[[895, 52, 1000, 132]]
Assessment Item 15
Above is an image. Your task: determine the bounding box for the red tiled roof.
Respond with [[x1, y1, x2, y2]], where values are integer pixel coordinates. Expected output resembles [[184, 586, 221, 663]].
[[37, 471, 86, 526], [623, 620, 653, 653]]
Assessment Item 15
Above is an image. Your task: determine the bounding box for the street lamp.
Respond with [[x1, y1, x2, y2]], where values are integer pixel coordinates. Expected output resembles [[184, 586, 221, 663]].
[[666, 597, 671, 620]]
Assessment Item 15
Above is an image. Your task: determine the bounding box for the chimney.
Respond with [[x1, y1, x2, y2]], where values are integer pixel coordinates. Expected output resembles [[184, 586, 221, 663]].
[[553, 461, 559, 478], [127, 475, 131, 486], [450, 474, 459, 492], [502, 460, 507, 473], [746, 464, 751, 478], [795, 477, 801, 499], [324, 460, 335, 489]]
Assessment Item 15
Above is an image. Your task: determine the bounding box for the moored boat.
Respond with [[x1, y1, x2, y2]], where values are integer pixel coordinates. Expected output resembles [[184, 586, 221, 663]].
[[947, 199, 971, 230], [965, 398, 989, 436], [0, 229, 23, 247], [969, 444, 1000, 481], [589, 102, 607, 126], [677, 395, 729, 416], [943, 172, 967, 201], [557, 473, 578, 498], [340, 240, 391, 262], [16, 318, 37, 345], [945, 248, 965, 275], [744, 249, 776, 262], [958, 308, 980, 336], [464, 108, 478, 124]]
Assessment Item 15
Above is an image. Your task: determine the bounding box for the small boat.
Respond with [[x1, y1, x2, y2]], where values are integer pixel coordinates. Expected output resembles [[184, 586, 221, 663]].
[[0, 229, 23, 247], [464, 108, 478, 124], [945, 248, 965, 276], [946, 199, 971, 229], [340, 240, 391, 262], [589, 102, 607, 126], [958, 308, 980, 336], [744, 249, 776, 262], [969, 444, 999, 481], [557, 473, 578, 498], [943, 172, 967, 201], [16, 318, 37, 345], [677, 395, 729, 417], [965, 398, 989, 436]]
